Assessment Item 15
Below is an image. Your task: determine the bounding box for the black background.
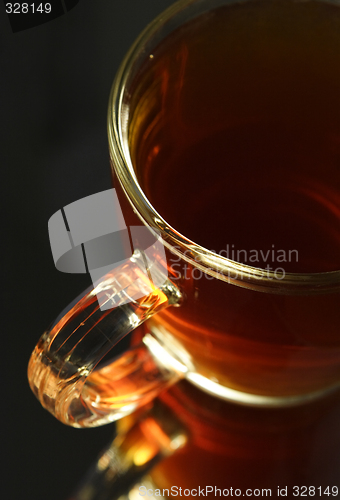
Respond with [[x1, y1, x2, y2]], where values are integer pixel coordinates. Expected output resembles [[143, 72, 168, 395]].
[[1, 1, 175, 499]]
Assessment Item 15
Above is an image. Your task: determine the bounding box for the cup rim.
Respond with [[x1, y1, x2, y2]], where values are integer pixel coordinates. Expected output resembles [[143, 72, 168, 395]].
[[107, 0, 340, 294]]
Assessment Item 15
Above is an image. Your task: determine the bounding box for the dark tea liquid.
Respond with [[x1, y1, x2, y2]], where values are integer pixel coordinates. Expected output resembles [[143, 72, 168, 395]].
[[116, 0, 340, 399]]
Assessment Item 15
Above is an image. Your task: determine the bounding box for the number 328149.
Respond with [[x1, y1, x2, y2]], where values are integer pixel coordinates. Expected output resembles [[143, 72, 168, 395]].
[[5, 3, 52, 14], [293, 486, 338, 496]]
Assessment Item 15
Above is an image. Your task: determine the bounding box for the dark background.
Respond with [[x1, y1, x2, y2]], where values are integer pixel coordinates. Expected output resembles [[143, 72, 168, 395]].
[[1, 2, 174, 499]]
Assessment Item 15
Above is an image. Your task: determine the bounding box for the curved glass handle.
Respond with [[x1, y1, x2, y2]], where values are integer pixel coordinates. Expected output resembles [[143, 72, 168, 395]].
[[28, 250, 182, 428]]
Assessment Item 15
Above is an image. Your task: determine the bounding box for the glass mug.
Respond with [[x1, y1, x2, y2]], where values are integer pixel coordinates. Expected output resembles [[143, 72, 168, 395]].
[[28, 0, 340, 427], [70, 381, 340, 500]]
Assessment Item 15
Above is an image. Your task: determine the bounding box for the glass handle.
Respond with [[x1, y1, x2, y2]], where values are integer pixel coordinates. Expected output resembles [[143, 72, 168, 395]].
[[28, 250, 182, 428]]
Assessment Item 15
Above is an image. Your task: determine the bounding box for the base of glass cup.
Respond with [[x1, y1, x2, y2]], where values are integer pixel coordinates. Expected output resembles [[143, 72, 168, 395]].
[[185, 371, 340, 408], [147, 325, 340, 408]]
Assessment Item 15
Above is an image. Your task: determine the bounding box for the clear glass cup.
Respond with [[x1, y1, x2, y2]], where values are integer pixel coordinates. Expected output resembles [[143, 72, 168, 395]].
[[28, 0, 340, 428]]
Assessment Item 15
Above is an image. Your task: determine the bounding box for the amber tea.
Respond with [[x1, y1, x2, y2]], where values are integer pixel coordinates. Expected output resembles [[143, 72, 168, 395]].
[[115, 0, 340, 400]]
